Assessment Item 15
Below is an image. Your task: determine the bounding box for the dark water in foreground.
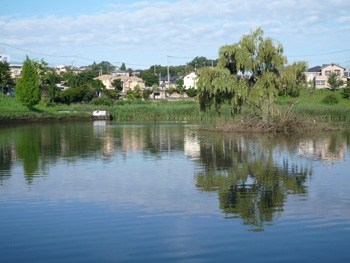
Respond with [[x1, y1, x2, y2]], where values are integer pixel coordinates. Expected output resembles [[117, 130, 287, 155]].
[[0, 121, 349, 263]]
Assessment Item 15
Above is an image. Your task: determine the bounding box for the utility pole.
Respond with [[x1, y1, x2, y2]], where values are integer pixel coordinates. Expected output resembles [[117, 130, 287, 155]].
[[154, 65, 156, 75], [72, 56, 74, 68], [167, 55, 170, 89]]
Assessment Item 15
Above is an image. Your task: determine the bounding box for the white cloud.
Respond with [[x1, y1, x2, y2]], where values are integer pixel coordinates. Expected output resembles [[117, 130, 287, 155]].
[[336, 16, 350, 24], [0, 0, 349, 67]]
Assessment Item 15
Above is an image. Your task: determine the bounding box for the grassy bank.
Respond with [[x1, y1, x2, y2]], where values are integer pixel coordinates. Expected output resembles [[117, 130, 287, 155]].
[[0, 97, 233, 122], [2, 89, 350, 132], [278, 89, 350, 121]]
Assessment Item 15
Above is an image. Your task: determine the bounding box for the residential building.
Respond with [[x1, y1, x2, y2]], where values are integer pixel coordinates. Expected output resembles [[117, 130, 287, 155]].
[[94, 74, 115, 90], [159, 75, 180, 89], [184, 72, 197, 89], [304, 66, 322, 82], [9, 63, 23, 81], [112, 70, 129, 77], [116, 76, 145, 92], [314, 64, 347, 89], [94, 75, 145, 92]]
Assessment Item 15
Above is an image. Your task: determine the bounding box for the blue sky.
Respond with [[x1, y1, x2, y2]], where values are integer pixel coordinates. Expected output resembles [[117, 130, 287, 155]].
[[1, 0, 350, 70]]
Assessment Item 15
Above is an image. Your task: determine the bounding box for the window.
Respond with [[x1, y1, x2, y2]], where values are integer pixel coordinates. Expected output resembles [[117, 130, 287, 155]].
[[325, 70, 331, 76], [335, 70, 340, 75]]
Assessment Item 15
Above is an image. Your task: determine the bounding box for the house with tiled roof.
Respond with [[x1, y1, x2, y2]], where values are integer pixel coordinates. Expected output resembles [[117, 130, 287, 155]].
[[314, 64, 347, 89], [94, 75, 145, 92]]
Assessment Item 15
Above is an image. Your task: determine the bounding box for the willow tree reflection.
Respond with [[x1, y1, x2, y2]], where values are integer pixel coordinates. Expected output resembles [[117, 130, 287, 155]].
[[195, 133, 312, 231]]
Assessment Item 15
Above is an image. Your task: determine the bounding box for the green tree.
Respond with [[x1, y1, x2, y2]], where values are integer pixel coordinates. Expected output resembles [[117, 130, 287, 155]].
[[280, 62, 308, 97], [120, 63, 126, 71], [0, 61, 15, 95], [91, 79, 104, 90], [327, 72, 344, 93], [111, 78, 123, 92], [142, 89, 153, 100], [15, 56, 41, 109], [32, 58, 48, 87], [176, 79, 184, 95], [197, 28, 303, 119], [140, 71, 159, 87]]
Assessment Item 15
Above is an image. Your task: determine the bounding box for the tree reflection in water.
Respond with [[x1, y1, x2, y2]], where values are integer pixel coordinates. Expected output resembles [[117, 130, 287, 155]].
[[195, 133, 312, 231]]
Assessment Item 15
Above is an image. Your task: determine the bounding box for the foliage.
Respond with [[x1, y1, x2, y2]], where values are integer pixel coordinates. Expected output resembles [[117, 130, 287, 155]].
[[308, 80, 316, 97], [142, 89, 153, 100], [327, 72, 344, 92], [140, 71, 159, 86], [167, 87, 176, 95], [126, 90, 142, 100], [0, 61, 15, 89], [152, 84, 159, 91], [342, 88, 350, 99], [176, 79, 184, 94], [15, 56, 41, 109], [120, 63, 126, 71], [90, 61, 114, 75], [322, 94, 339, 104], [62, 85, 94, 103], [103, 88, 119, 99], [280, 61, 308, 97], [186, 88, 197, 97], [197, 28, 305, 120], [91, 79, 104, 90], [187, 56, 218, 69], [111, 78, 123, 91], [90, 97, 114, 106]]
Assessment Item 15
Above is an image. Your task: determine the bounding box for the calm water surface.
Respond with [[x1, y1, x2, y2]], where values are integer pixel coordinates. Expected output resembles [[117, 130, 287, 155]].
[[0, 121, 349, 263]]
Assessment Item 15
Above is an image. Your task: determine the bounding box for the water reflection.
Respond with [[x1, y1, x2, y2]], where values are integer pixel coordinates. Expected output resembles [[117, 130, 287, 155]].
[[0, 122, 349, 230], [194, 133, 313, 231]]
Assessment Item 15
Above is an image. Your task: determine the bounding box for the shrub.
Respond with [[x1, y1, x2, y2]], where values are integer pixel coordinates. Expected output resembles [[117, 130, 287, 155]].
[[322, 94, 339, 104], [342, 88, 350, 99], [167, 88, 176, 95], [186, 88, 197, 97], [142, 89, 153, 100], [90, 97, 114, 106]]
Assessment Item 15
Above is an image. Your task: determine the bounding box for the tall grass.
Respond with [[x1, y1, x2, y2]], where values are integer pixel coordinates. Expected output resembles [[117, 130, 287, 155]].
[[279, 89, 350, 121], [2, 88, 350, 124], [110, 100, 233, 121]]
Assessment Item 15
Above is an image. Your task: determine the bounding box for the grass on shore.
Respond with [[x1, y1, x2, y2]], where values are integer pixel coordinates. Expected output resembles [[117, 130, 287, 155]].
[[278, 88, 350, 121], [1, 88, 350, 133]]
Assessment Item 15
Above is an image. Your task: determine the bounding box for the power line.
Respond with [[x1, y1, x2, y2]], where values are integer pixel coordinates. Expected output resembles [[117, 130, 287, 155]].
[[287, 48, 350, 58]]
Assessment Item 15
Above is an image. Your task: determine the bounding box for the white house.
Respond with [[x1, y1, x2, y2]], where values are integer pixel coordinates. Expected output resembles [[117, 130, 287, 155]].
[[184, 72, 197, 90]]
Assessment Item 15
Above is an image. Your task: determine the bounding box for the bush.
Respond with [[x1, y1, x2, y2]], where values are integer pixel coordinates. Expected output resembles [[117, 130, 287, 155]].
[[322, 94, 339, 104], [186, 88, 197, 97], [167, 88, 176, 95], [90, 97, 114, 106], [142, 89, 153, 100], [342, 88, 350, 99]]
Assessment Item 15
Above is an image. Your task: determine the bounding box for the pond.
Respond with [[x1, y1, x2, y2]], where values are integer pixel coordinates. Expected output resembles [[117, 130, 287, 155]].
[[0, 121, 349, 263]]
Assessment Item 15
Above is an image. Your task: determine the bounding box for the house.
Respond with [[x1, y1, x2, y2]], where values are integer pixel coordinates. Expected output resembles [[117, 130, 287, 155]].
[[116, 76, 145, 92], [314, 64, 347, 89], [159, 75, 180, 89], [9, 63, 23, 81], [94, 74, 145, 92], [184, 72, 197, 89], [94, 74, 115, 90], [112, 70, 129, 77], [304, 66, 322, 82]]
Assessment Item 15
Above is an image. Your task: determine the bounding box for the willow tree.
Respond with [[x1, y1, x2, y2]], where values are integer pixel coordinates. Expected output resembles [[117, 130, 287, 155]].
[[197, 28, 305, 118]]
